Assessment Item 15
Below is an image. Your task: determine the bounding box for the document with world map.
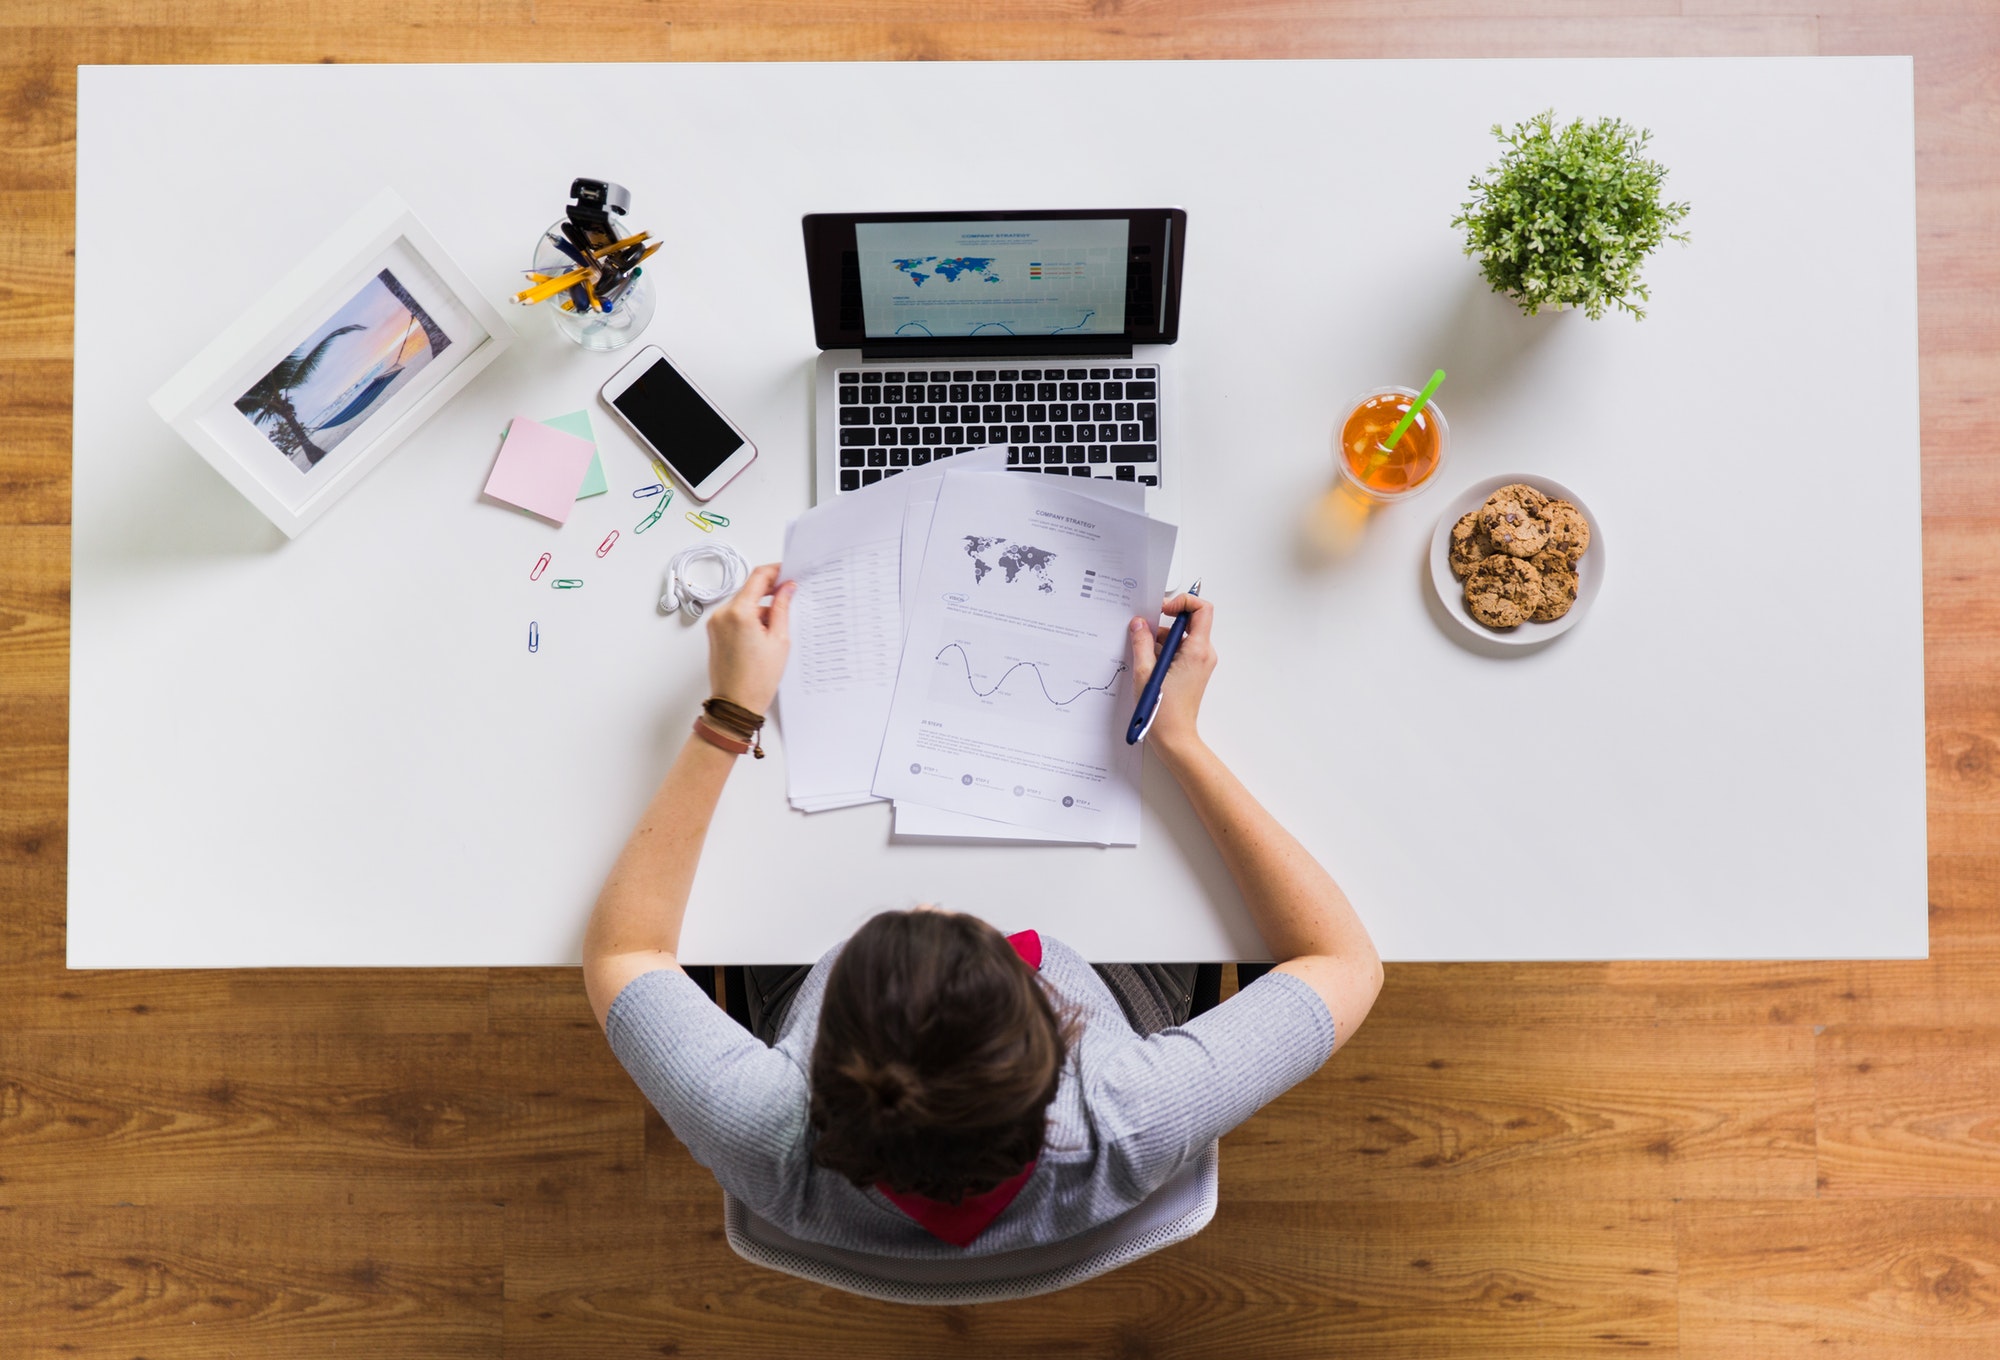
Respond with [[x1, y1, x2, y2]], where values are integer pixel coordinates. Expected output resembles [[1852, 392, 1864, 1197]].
[[870, 468, 1176, 844]]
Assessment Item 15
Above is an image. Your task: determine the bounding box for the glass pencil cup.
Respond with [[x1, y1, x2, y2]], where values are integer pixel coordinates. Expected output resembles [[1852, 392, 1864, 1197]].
[[532, 221, 656, 352]]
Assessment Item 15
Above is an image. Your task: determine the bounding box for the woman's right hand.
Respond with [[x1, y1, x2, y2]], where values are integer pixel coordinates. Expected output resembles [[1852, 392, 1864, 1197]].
[[1127, 592, 1217, 760], [706, 563, 796, 714]]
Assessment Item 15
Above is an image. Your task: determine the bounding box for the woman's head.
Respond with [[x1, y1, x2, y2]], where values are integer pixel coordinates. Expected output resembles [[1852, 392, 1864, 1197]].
[[809, 910, 1070, 1203]]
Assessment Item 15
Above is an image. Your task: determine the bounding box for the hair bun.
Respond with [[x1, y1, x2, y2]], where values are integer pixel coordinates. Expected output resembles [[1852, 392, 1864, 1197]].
[[847, 1059, 926, 1122]]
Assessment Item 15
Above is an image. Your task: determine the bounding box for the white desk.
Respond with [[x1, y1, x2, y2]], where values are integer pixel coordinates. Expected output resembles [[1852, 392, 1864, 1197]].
[[70, 59, 1925, 966]]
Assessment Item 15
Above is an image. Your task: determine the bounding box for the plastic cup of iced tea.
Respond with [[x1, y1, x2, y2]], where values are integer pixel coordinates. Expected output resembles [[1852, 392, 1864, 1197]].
[[1336, 385, 1449, 501]]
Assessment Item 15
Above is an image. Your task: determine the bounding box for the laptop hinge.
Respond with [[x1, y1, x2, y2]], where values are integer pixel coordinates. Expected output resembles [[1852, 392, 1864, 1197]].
[[860, 338, 1134, 361]]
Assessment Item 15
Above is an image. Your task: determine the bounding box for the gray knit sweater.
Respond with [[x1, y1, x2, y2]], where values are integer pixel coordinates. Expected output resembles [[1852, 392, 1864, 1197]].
[[606, 935, 1336, 1257]]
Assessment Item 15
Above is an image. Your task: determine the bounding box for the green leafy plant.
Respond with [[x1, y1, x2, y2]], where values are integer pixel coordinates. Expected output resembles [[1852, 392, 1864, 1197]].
[[1453, 110, 1690, 320]]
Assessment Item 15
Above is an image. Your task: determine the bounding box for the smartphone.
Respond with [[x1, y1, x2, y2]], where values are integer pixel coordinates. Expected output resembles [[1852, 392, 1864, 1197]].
[[599, 345, 758, 502]]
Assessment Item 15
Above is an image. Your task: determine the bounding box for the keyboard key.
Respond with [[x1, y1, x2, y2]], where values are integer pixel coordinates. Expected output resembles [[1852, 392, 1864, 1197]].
[[883, 385, 903, 402], [1128, 444, 1157, 462], [1038, 382, 1058, 401], [921, 427, 942, 445], [937, 406, 958, 422], [1066, 446, 1087, 463], [1071, 466, 1092, 477], [970, 384, 990, 402], [949, 386, 969, 404], [993, 383, 1013, 401], [944, 427, 964, 443], [919, 384, 939, 403], [1127, 381, 1157, 399], [1066, 368, 1086, 379], [1121, 423, 1142, 442], [1087, 445, 1108, 463], [867, 449, 888, 467], [1059, 382, 1079, 401], [839, 429, 874, 447], [916, 406, 937, 424], [840, 468, 861, 491], [930, 370, 951, 382], [895, 407, 915, 424], [1103, 382, 1123, 399], [872, 406, 892, 425], [912, 448, 932, 465], [983, 404, 1003, 422], [861, 385, 881, 403], [1007, 448, 1020, 465], [1140, 474, 1157, 486], [1093, 402, 1113, 421], [1141, 414, 1157, 441], [1115, 402, 1134, 421], [1137, 402, 1156, 418], [839, 371, 860, 383], [1115, 464, 1136, 481], [882, 371, 905, 383], [862, 468, 883, 484], [998, 369, 1019, 380], [975, 370, 996, 381], [1026, 404, 1047, 422], [900, 428, 921, 446], [1054, 425, 1075, 442], [838, 385, 858, 404], [962, 425, 985, 443], [1032, 425, 1053, 443], [1010, 424, 1030, 442], [953, 370, 972, 381], [839, 449, 865, 467], [1090, 368, 1110, 379], [1113, 367, 1133, 378], [890, 447, 911, 466], [1081, 381, 1101, 401], [1075, 424, 1095, 441], [1021, 447, 1041, 465], [884, 466, 904, 477], [1005, 404, 1025, 422], [839, 407, 871, 426], [1136, 367, 1155, 378], [1019, 368, 1040, 380]]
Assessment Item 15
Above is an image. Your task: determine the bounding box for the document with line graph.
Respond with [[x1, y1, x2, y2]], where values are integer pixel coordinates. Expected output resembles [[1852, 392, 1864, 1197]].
[[870, 468, 1175, 844]]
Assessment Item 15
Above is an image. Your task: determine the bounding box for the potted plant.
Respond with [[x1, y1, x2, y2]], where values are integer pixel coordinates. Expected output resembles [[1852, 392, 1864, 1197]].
[[1453, 110, 1691, 320]]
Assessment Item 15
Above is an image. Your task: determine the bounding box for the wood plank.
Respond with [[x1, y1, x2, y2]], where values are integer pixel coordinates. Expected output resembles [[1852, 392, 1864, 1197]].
[[1816, 1027, 2000, 1198], [0, 526, 68, 699], [0, 1206, 502, 1360], [1227, 1022, 1816, 1200], [0, 359, 70, 526], [1678, 1200, 2000, 1360], [0, 1033, 646, 1208], [505, 1196, 1676, 1359]]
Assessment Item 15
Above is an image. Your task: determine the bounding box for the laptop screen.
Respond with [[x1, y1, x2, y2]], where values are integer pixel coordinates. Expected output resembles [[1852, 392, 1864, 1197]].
[[804, 209, 1186, 356]]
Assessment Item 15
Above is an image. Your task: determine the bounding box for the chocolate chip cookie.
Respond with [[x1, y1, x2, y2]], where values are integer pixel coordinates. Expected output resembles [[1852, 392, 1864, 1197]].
[[1448, 511, 1494, 580], [1479, 496, 1549, 558], [1464, 555, 1545, 630], [1537, 499, 1591, 562], [1527, 548, 1579, 621]]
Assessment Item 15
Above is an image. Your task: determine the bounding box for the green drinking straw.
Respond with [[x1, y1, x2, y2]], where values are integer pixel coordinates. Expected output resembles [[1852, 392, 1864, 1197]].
[[1365, 368, 1447, 473]]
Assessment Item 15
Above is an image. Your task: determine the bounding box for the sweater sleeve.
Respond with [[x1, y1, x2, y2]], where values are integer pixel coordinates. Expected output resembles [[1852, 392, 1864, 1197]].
[[1083, 969, 1338, 1204], [604, 968, 812, 1216]]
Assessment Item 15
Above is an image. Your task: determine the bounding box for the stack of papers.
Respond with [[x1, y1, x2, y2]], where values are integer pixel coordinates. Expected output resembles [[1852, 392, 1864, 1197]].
[[776, 448, 1176, 845]]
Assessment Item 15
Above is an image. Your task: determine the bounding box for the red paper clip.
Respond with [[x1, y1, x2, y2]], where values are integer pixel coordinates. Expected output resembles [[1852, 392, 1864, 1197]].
[[530, 553, 551, 581], [597, 531, 619, 558]]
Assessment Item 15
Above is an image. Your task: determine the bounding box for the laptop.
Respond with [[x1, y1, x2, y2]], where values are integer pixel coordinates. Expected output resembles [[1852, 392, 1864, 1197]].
[[803, 209, 1188, 522]]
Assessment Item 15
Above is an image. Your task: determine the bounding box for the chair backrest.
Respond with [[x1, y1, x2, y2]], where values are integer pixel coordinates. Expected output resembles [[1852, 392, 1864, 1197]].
[[722, 1141, 1219, 1306]]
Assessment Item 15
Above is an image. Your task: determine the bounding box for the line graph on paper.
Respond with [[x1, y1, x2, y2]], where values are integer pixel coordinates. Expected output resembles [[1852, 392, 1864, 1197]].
[[931, 638, 1127, 713]]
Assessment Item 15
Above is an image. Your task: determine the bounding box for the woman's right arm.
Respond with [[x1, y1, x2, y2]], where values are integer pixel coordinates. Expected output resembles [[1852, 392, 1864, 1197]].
[[1127, 596, 1383, 1049]]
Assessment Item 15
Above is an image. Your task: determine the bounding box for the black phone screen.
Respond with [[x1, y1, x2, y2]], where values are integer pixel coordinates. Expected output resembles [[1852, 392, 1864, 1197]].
[[611, 356, 745, 484]]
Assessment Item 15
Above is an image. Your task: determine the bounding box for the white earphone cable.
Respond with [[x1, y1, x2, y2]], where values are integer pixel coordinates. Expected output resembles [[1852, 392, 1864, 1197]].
[[659, 540, 748, 620]]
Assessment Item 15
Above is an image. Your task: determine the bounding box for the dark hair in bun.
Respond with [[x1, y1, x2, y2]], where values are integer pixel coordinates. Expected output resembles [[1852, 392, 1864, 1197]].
[[809, 910, 1071, 1203]]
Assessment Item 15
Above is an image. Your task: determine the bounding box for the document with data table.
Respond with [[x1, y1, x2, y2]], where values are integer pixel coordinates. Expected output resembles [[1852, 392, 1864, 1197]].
[[871, 470, 1176, 843]]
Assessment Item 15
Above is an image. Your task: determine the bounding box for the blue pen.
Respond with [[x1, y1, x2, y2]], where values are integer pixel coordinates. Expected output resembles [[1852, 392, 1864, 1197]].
[[1126, 580, 1202, 745]]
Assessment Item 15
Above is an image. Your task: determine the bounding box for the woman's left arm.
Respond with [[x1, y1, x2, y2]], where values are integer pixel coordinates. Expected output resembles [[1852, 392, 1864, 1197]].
[[583, 562, 796, 1029]]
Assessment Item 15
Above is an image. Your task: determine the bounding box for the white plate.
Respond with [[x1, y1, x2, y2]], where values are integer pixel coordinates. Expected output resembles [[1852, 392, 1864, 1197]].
[[1428, 474, 1605, 647]]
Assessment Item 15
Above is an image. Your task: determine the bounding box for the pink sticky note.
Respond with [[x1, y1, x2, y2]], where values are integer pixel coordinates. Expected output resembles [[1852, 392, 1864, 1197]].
[[483, 417, 597, 525]]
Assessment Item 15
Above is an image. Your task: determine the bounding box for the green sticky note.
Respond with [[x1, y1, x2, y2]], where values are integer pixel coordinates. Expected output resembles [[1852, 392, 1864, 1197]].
[[542, 410, 606, 499]]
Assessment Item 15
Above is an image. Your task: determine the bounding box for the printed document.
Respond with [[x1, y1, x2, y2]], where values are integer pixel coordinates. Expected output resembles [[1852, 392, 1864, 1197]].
[[870, 470, 1176, 844]]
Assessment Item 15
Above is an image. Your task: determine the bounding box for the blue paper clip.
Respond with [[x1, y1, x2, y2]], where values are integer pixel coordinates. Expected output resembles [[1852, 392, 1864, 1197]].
[[633, 484, 664, 499], [698, 511, 730, 527], [685, 511, 715, 533], [551, 578, 585, 590], [528, 621, 539, 653]]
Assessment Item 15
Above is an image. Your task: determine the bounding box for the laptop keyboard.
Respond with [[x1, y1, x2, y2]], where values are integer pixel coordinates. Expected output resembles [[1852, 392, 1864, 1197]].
[[831, 365, 1161, 493]]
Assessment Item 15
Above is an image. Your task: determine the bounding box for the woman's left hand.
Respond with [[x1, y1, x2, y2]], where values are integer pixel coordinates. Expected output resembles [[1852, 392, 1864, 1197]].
[[706, 563, 796, 713]]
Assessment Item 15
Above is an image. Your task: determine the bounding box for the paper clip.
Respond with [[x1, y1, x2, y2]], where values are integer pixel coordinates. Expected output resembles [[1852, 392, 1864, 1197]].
[[633, 484, 664, 499], [530, 553, 551, 581], [528, 621, 539, 653], [551, 578, 585, 589], [597, 531, 619, 558], [697, 511, 731, 528], [635, 501, 669, 534], [685, 511, 715, 533]]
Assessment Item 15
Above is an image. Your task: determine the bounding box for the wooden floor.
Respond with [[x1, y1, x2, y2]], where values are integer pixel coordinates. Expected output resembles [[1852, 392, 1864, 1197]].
[[4, 3, 1997, 1356]]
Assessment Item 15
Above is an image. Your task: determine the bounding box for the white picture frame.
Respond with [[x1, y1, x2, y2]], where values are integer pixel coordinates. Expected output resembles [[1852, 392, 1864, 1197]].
[[149, 189, 513, 538]]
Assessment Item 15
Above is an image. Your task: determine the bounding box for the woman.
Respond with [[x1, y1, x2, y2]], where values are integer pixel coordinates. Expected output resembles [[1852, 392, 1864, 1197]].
[[585, 564, 1382, 1256]]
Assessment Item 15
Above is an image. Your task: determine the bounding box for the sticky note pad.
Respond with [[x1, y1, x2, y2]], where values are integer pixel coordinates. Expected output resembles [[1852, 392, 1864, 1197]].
[[542, 410, 607, 499], [483, 417, 596, 525]]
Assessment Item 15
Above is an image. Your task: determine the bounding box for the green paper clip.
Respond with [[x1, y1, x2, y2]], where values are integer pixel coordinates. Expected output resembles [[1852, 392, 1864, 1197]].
[[697, 511, 730, 527], [551, 578, 585, 589], [685, 511, 715, 533], [635, 501, 670, 533]]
